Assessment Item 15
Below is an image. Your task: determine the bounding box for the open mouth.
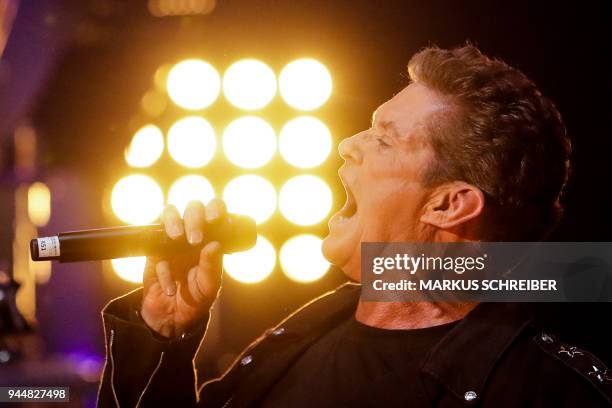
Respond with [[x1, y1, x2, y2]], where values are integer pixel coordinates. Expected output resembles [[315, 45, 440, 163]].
[[337, 181, 358, 221]]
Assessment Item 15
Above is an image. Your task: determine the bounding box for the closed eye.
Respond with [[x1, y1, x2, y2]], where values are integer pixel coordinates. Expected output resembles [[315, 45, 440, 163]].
[[377, 137, 391, 148]]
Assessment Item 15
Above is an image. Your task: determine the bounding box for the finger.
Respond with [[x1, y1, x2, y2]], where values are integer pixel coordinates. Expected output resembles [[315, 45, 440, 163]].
[[205, 198, 227, 224], [183, 200, 206, 246], [143, 257, 159, 288], [188, 241, 223, 301], [156, 260, 176, 296], [195, 241, 223, 295], [162, 205, 184, 239]]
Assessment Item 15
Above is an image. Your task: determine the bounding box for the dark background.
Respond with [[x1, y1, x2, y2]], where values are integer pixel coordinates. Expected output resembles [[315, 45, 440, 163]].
[[0, 0, 610, 394]]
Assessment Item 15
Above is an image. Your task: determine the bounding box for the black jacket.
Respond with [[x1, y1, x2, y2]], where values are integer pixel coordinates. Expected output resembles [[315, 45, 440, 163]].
[[97, 283, 612, 407]]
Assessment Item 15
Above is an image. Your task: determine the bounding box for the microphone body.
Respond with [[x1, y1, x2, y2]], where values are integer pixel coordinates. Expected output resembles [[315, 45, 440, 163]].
[[30, 214, 256, 263]]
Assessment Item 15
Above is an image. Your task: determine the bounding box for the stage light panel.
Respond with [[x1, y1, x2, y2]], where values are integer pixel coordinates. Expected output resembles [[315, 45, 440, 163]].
[[167, 175, 215, 215], [280, 234, 330, 282], [223, 235, 276, 283], [223, 175, 276, 224], [279, 59, 332, 110], [125, 125, 164, 168], [112, 257, 146, 284], [223, 59, 277, 110], [223, 116, 276, 169], [279, 116, 332, 168], [167, 116, 216, 168], [279, 175, 332, 226], [167, 59, 220, 110], [111, 175, 164, 224], [28, 182, 51, 227]]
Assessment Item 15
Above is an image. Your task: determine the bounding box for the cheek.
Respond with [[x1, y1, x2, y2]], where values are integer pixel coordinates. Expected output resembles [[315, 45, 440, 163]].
[[359, 178, 426, 238]]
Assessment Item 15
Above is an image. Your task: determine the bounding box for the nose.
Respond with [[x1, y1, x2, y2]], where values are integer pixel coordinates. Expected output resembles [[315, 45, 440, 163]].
[[338, 132, 365, 164]]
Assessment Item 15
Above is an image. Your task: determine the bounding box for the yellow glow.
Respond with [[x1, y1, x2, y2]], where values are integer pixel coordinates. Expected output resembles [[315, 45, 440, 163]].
[[30, 258, 52, 284], [279, 175, 332, 226], [279, 116, 331, 168], [154, 64, 171, 92], [223, 116, 276, 169], [280, 235, 330, 282], [167, 175, 215, 215], [112, 257, 146, 283], [223, 59, 277, 110], [279, 59, 332, 110], [140, 90, 167, 117], [167, 59, 220, 110], [27, 182, 51, 227], [223, 175, 276, 224], [223, 235, 276, 283], [148, 0, 216, 17], [167, 116, 216, 168], [124, 125, 164, 168], [111, 175, 164, 224]]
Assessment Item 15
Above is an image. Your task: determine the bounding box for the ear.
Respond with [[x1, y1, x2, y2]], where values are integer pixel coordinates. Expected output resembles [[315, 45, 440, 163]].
[[420, 182, 485, 229]]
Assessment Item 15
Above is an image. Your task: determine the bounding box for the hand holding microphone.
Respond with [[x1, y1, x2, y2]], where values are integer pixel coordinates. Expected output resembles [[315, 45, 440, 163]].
[[31, 198, 254, 338], [141, 198, 236, 338]]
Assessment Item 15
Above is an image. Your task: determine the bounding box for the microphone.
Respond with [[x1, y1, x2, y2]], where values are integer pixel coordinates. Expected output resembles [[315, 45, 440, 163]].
[[30, 214, 257, 263]]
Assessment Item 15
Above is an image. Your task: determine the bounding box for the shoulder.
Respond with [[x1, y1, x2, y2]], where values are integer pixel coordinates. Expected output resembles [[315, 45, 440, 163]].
[[265, 281, 360, 335], [532, 331, 612, 403], [495, 327, 612, 406]]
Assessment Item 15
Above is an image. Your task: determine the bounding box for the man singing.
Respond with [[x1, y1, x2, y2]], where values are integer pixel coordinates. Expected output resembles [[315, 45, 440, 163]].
[[97, 45, 612, 407]]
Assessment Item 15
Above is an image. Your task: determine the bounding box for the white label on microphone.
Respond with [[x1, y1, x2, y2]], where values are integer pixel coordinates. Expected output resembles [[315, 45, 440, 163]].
[[37, 236, 60, 258]]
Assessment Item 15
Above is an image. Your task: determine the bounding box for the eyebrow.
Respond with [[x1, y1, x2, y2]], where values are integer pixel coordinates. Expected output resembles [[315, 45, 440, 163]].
[[372, 111, 401, 142]]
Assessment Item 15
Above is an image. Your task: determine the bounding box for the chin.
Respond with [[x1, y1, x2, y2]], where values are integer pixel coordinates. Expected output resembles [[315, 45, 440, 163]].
[[321, 235, 343, 264], [322, 234, 361, 282]]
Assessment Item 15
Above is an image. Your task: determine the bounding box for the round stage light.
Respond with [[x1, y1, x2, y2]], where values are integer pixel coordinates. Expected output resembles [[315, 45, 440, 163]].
[[279, 175, 332, 226], [167, 175, 215, 216], [112, 257, 146, 284], [280, 234, 330, 283], [223, 175, 276, 224], [223, 59, 276, 110], [28, 182, 51, 227], [223, 116, 276, 169], [279, 116, 332, 168], [279, 59, 332, 110], [167, 116, 216, 168], [124, 125, 164, 168], [223, 235, 276, 283], [167, 59, 220, 110], [111, 175, 164, 224]]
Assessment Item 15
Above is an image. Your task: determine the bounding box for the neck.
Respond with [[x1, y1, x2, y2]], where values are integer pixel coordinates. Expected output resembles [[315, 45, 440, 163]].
[[355, 299, 477, 330]]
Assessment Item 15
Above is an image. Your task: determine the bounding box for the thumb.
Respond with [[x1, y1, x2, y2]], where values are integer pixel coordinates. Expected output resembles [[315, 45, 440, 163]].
[[190, 241, 223, 302]]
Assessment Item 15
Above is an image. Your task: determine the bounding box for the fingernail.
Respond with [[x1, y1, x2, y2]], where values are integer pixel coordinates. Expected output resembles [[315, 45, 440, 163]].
[[189, 230, 203, 245], [209, 241, 222, 253], [170, 224, 182, 238], [206, 210, 218, 223], [165, 283, 176, 296]]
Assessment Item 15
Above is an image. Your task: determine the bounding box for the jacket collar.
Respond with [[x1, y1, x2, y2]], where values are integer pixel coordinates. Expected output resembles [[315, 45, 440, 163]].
[[276, 283, 534, 406], [210, 282, 533, 407]]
